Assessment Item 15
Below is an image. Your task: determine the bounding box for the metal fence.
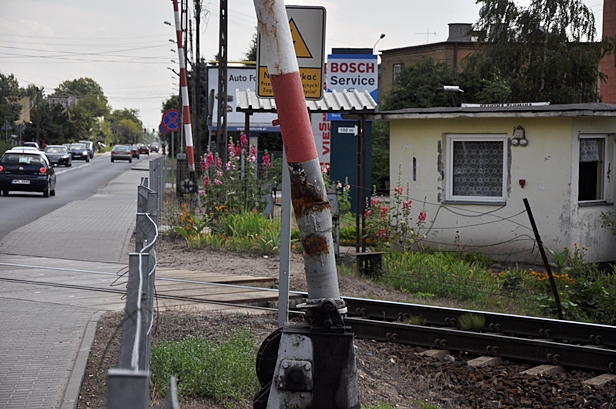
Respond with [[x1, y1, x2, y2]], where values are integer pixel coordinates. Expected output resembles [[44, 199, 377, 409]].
[[106, 161, 179, 409]]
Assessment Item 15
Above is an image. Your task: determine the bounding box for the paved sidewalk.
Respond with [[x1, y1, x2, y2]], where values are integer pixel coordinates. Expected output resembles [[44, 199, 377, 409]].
[[0, 159, 152, 409]]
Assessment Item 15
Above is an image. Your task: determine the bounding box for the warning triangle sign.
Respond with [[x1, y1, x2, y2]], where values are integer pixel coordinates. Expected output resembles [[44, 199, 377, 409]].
[[289, 18, 312, 58]]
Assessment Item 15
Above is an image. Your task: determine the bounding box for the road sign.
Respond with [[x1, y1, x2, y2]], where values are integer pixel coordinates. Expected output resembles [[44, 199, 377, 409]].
[[159, 124, 168, 134], [256, 6, 326, 100], [161, 109, 180, 132], [338, 126, 358, 135]]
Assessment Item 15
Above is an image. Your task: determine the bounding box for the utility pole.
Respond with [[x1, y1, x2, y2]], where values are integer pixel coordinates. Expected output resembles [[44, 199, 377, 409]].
[[194, 0, 202, 162], [216, 0, 228, 164]]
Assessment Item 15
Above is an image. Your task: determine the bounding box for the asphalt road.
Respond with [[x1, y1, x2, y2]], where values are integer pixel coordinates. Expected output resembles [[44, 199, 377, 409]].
[[0, 152, 142, 241]]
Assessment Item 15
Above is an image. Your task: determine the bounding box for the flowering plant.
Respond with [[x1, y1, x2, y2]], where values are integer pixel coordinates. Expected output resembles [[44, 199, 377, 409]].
[[363, 183, 427, 251], [199, 134, 270, 217]]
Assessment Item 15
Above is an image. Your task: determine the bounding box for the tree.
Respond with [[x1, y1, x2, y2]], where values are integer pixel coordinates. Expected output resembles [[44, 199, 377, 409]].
[[381, 57, 464, 109], [0, 73, 23, 125], [243, 30, 257, 64], [108, 108, 143, 144], [55, 77, 108, 104], [464, 0, 612, 103]]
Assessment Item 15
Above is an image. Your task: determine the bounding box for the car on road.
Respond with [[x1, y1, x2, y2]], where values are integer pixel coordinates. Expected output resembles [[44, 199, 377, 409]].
[[138, 144, 149, 155], [23, 142, 41, 150], [128, 145, 140, 159], [10, 146, 39, 153], [78, 140, 95, 158], [43, 145, 72, 167], [68, 143, 90, 162], [149, 141, 160, 153], [0, 149, 56, 197], [110, 145, 132, 163]]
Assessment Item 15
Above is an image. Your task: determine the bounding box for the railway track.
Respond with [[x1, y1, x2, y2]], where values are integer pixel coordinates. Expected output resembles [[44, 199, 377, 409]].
[[3, 276, 615, 377]]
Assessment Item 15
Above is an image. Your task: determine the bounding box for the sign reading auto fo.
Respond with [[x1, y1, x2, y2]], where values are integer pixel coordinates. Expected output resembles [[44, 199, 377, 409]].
[[256, 6, 326, 100]]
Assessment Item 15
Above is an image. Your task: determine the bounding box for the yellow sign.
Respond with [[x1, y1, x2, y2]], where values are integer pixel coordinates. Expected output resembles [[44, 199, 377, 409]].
[[258, 67, 322, 99], [289, 18, 312, 58], [256, 6, 325, 100]]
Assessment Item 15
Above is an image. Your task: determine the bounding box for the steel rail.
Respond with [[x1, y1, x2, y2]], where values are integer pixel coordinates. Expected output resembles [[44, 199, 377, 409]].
[[344, 317, 616, 374], [341, 296, 616, 349], [4, 276, 615, 373]]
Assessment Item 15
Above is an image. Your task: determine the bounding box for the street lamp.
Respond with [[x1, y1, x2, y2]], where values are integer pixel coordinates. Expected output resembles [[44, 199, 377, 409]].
[[373, 33, 386, 53]]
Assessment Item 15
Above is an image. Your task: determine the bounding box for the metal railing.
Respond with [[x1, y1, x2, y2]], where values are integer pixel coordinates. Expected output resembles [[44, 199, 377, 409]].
[[106, 165, 180, 409]]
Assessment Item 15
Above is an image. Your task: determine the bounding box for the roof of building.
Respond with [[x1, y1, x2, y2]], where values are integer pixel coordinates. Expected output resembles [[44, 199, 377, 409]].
[[235, 89, 377, 114], [370, 103, 616, 120]]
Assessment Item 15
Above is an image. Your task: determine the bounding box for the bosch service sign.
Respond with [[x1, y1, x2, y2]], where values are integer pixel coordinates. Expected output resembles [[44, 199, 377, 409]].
[[326, 53, 378, 120]]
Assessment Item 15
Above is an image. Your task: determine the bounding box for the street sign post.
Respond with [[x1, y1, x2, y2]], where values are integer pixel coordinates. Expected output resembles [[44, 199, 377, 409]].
[[256, 6, 326, 100]]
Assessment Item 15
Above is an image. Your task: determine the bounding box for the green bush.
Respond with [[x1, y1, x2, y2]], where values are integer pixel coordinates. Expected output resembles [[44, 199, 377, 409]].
[[151, 329, 259, 405]]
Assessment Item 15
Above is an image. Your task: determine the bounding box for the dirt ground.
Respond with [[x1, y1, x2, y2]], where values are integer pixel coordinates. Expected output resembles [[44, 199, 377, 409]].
[[77, 235, 452, 409]]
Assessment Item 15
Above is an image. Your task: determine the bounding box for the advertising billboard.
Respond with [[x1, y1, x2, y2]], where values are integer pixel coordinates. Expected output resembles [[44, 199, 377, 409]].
[[207, 66, 279, 132]]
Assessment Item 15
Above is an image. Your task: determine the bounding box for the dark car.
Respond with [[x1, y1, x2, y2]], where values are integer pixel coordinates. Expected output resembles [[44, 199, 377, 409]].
[[68, 143, 90, 162], [44, 145, 72, 167], [78, 140, 95, 158], [0, 149, 56, 197], [129, 145, 140, 159], [138, 144, 149, 155], [110, 145, 132, 163]]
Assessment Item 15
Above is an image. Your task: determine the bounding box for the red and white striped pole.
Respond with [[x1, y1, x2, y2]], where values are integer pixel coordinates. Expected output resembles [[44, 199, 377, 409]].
[[253, 0, 343, 310], [171, 0, 195, 172]]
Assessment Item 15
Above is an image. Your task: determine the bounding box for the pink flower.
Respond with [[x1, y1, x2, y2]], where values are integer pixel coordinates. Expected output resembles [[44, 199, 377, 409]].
[[227, 142, 235, 154], [203, 177, 210, 188], [216, 157, 222, 168], [240, 133, 248, 148], [234, 146, 241, 157], [363, 209, 373, 218], [250, 145, 257, 156], [418, 211, 427, 221], [216, 170, 223, 178], [377, 228, 387, 238], [262, 154, 271, 168], [205, 152, 215, 168], [200, 161, 206, 172], [402, 200, 412, 210], [214, 179, 222, 185], [394, 186, 403, 196], [380, 207, 389, 219], [198, 190, 205, 195]]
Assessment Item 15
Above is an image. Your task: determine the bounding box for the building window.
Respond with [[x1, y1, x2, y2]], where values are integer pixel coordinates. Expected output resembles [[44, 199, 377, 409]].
[[446, 134, 507, 202], [393, 64, 401, 82], [578, 136, 605, 202]]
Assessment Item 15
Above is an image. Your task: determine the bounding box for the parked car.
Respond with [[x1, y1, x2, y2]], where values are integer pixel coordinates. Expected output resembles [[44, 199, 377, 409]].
[[129, 145, 140, 159], [149, 142, 160, 153], [23, 142, 41, 150], [138, 144, 149, 155], [43, 145, 72, 167], [78, 140, 95, 158], [68, 143, 90, 162], [0, 149, 56, 197], [110, 145, 132, 163]]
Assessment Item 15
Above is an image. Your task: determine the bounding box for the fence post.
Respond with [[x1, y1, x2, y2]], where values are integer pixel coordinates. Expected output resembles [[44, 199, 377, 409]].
[[107, 368, 150, 409], [117, 253, 151, 371]]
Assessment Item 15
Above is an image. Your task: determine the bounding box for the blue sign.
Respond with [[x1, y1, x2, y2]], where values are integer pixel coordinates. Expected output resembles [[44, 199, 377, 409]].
[[159, 124, 168, 134], [326, 53, 378, 121], [161, 109, 181, 132]]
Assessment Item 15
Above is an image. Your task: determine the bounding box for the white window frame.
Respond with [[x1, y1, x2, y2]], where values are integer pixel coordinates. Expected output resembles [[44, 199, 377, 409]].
[[446, 134, 508, 203], [578, 134, 607, 203], [393, 64, 401, 82]]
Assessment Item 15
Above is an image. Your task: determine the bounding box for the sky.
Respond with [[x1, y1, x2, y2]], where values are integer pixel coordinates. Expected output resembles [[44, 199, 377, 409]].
[[0, 0, 605, 131]]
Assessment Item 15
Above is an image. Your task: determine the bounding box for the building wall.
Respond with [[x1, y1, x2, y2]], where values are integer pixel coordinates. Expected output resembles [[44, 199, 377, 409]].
[[388, 116, 616, 264], [380, 43, 477, 96], [601, 0, 616, 103]]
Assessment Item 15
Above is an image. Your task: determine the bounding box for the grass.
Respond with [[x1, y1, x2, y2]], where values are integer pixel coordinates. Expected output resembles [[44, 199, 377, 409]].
[[150, 328, 259, 407]]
